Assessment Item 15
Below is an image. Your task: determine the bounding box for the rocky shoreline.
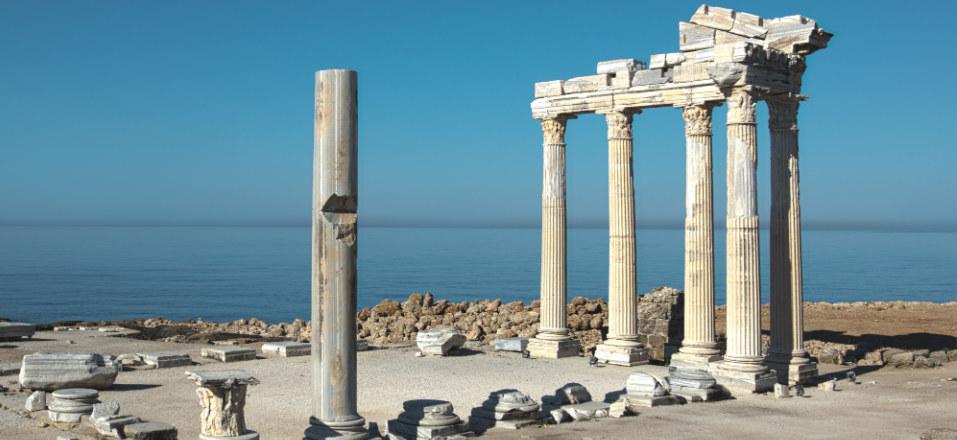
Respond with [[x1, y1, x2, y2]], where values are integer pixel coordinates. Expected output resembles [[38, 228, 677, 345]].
[[43, 288, 957, 369]]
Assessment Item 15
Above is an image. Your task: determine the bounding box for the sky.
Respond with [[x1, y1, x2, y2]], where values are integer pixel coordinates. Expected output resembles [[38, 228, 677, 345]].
[[1, 1, 955, 229]]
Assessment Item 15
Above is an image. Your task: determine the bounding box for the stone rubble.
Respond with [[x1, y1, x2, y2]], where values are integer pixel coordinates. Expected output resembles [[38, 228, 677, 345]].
[[25, 390, 46, 412], [201, 346, 256, 363], [621, 371, 682, 407], [0, 321, 36, 339], [124, 421, 179, 440], [469, 390, 541, 430], [416, 327, 467, 356], [387, 399, 473, 439]]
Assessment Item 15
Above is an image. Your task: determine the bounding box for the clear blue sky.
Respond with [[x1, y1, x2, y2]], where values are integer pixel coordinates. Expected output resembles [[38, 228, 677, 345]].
[[1, 1, 955, 228]]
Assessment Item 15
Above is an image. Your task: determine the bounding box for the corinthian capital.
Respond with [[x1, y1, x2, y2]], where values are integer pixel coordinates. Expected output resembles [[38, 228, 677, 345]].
[[726, 88, 758, 125], [541, 116, 568, 144], [604, 111, 634, 140], [767, 97, 800, 131], [682, 105, 713, 136]]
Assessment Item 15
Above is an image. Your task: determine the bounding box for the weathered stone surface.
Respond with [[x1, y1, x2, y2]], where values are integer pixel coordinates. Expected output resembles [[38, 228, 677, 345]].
[[19, 353, 120, 391], [493, 337, 528, 352], [201, 346, 256, 363], [561, 401, 611, 421], [416, 327, 466, 356], [139, 352, 192, 369], [124, 421, 179, 440], [470, 390, 540, 430], [93, 415, 142, 439], [626, 371, 668, 397], [774, 383, 791, 399], [260, 341, 310, 357], [47, 388, 99, 422], [0, 361, 20, 376], [557, 384, 591, 404], [0, 321, 35, 339], [388, 400, 472, 439], [186, 370, 258, 439], [921, 428, 957, 440], [25, 390, 46, 411], [91, 400, 120, 419]]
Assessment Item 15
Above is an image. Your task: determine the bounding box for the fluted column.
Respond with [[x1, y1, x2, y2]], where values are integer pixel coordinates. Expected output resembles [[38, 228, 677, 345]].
[[305, 70, 374, 440], [671, 104, 720, 368], [594, 110, 648, 366], [767, 96, 817, 384], [528, 115, 581, 359], [713, 87, 773, 393]]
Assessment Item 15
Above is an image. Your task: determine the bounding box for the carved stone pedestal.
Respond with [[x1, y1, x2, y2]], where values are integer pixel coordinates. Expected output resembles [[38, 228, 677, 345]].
[[594, 342, 649, 367], [526, 337, 580, 359], [710, 361, 775, 394], [766, 359, 818, 385], [186, 370, 259, 440], [388, 400, 472, 439]]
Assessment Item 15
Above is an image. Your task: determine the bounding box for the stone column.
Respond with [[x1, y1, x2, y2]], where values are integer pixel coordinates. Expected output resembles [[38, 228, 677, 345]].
[[671, 104, 721, 369], [766, 96, 818, 385], [712, 88, 774, 393], [305, 69, 374, 440], [594, 110, 648, 366], [527, 115, 581, 359]]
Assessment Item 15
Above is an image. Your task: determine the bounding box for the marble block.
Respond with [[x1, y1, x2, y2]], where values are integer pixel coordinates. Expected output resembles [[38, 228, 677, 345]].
[[594, 343, 649, 367], [557, 383, 592, 404], [470, 390, 541, 430], [20, 353, 120, 391], [526, 337, 580, 359], [561, 401, 611, 421], [667, 367, 726, 402], [48, 388, 99, 422], [416, 328, 466, 356], [0, 362, 21, 376], [25, 390, 46, 411], [493, 337, 529, 353], [710, 361, 776, 394], [124, 421, 179, 440], [201, 346, 256, 363], [261, 341, 310, 357], [0, 321, 35, 339], [622, 372, 682, 407], [139, 352, 192, 369], [388, 400, 473, 439]]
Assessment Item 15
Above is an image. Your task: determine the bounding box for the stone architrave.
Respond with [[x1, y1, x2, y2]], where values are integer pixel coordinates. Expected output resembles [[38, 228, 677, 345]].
[[594, 110, 650, 367], [711, 87, 775, 394], [139, 352, 192, 369], [671, 104, 722, 370], [416, 327, 466, 356], [470, 390, 541, 430], [766, 95, 818, 385], [527, 115, 582, 359], [201, 346, 256, 363], [305, 69, 377, 440], [19, 353, 120, 391], [387, 400, 472, 439], [261, 341, 311, 358], [185, 370, 260, 440], [0, 321, 35, 339]]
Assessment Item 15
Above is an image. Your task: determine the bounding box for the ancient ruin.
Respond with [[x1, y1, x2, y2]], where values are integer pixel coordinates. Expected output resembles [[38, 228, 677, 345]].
[[186, 370, 260, 440], [530, 4, 830, 390]]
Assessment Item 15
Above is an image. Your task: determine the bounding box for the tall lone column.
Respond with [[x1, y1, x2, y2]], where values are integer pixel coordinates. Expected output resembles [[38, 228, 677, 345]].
[[527, 115, 582, 359], [671, 104, 721, 369], [305, 69, 375, 440], [766, 96, 818, 385], [594, 110, 648, 366], [713, 88, 774, 394]]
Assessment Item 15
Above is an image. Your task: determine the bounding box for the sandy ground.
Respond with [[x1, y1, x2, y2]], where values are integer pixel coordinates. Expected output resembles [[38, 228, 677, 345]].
[[1, 329, 956, 440]]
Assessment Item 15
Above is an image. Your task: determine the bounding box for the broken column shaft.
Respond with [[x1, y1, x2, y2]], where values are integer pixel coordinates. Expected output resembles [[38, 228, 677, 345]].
[[305, 69, 372, 440]]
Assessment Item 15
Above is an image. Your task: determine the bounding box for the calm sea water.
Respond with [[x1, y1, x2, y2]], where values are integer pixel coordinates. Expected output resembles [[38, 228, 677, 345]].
[[0, 226, 954, 323]]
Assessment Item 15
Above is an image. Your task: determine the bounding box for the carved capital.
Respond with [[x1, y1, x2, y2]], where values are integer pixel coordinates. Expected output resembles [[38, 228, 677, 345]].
[[767, 97, 800, 131], [726, 88, 758, 125], [541, 116, 568, 144], [604, 111, 634, 139], [682, 105, 713, 136]]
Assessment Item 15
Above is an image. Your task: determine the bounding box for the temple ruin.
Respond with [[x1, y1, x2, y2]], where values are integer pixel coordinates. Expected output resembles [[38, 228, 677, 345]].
[[528, 5, 831, 391]]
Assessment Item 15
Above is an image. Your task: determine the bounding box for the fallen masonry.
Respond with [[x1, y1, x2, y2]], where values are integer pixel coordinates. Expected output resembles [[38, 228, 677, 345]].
[[0, 321, 36, 339], [667, 366, 725, 402], [185, 369, 259, 440], [201, 346, 256, 363], [19, 352, 121, 391], [261, 341, 310, 357], [470, 390, 541, 430], [89, 400, 142, 438], [548, 384, 611, 423], [388, 399, 473, 439], [25, 390, 46, 412], [139, 352, 192, 369], [620, 371, 682, 408], [493, 337, 528, 353], [47, 388, 99, 423], [416, 327, 467, 356], [124, 421, 179, 440]]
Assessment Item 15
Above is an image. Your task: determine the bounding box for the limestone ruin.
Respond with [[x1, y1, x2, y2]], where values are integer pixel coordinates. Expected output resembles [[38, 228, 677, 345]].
[[530, 4, 830, 391], [186, 370, 259, 440]]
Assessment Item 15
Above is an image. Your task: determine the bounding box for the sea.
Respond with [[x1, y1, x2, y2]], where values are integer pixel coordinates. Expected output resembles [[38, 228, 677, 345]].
[[1, 225, 954, 324]]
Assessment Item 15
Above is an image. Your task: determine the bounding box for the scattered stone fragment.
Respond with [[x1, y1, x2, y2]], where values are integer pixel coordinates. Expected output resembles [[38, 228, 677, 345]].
[[608, 399, 636, 418], [124, 421, 179, 440], [774, 383, 791, 399], [416, 327, 467, 356], [622, 371, 681, 407], [494, 337, 529, 353], [89, 400, 140, 438], [261, 341, 310, 358], [19, 352, 121, 391], [667, 367, 725, 402], [470, 390, 540, 430], [140, 352, 192, 369], [818, 380, 837, 392], [549, 408, 571, 424], [47, 388, 99, 422], [201, 346, 256, 363], [563, 401, 611, 421], [921, 428, 957, 440], [25, 390, 46, 411], [388, 399, 472, 439], [792, 385, 805, 397], [116, 353, 145, 367], [0, 362, 21, 376], [557, 383, 592, 404], [185, 369, 259, 440], [0, 321, 36, 339]]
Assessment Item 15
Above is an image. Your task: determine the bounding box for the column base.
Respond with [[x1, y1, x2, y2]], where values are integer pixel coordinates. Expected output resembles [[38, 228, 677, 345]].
[[709, 361, 775, 394], [304, 417, 379, 440], [766, 359, 818, 385], [201, 433, 260, 440], [594, 342, 649, 366], [669, 351, 722, 370], [527, 337, 581, 359]]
